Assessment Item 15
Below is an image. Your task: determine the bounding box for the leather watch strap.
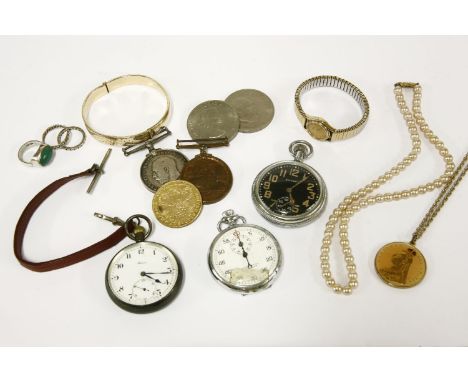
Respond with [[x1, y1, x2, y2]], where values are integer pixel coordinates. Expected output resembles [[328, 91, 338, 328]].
[[13, 168, 128, 272]]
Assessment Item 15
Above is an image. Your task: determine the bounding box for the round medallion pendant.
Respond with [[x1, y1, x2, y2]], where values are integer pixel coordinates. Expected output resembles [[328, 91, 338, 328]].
[[375, 242, 426, 288], [179, 153, 233, 204]]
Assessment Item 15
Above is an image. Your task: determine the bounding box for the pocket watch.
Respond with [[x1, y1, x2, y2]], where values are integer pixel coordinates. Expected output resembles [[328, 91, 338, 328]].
[[96, 213, 183, 313], [252, 140, 327, 227], [122, 127, 188, 192], [208, 210, 282, 294]]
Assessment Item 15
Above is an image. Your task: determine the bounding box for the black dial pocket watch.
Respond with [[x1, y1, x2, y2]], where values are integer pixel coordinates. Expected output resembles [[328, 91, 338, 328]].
[[252, 140, 327, 227], [97, 213, 183, 313]]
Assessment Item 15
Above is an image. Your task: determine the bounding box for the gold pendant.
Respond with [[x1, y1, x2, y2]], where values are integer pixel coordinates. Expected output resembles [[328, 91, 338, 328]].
[[374, 242, 426, 288], [152, 180, 202, 228]]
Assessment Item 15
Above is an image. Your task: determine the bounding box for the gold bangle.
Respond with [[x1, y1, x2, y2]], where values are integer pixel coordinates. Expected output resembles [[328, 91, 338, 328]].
[[82, 74, 170, 146], [294, 75, 369, 141]]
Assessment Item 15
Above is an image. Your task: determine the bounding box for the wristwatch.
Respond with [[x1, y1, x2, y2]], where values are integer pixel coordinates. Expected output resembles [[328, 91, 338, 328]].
[[82, 74, 170, 146], [294, 75, 370, 141]]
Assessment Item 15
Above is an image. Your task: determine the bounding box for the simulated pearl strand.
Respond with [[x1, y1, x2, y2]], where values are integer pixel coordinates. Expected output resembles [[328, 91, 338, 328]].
[[320, 83, 455, 295]]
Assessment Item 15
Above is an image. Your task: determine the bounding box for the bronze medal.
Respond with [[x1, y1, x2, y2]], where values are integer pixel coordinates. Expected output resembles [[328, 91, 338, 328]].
[[176, 137, 233, 204], [375, 242, 426, 288], [179, 152, 233, 204]]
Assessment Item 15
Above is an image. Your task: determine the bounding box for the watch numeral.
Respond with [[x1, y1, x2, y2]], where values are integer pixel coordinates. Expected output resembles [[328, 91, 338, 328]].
[[264, 190, 272, 199], [302, 199, 310, 207], [269, 174, 279, 182], [290, 168, 299, 177], [138, 249, 144, 254], [162, 256, 168, 262], [292, 206, 299, 213], [126, 253, 131, 259], [118, 286, 124, 292], [266, 256, 274, 261], [263, 181, 270, 190], [279, 169, 287, 178], [218, 260, 225, 265], [116, 264, 124, 269], [307, 183, 314, 191]]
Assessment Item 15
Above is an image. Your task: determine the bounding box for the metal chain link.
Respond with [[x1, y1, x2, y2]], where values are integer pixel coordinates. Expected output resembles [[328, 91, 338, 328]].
[[411, 152, 468, 244]]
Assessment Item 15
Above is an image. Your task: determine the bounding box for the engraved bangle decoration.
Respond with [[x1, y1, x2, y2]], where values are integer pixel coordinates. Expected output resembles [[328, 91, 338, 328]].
[[319, 82, 455, 295], [294, 75, 370, 141], [82, 74, 170, 146]]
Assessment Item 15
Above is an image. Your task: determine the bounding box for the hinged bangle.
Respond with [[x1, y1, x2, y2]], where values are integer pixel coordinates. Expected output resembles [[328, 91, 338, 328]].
[[82, 74, 170, 146]]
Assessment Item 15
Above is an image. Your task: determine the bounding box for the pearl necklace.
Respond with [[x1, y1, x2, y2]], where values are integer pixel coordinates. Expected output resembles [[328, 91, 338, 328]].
[[319, 82, 455, 295]]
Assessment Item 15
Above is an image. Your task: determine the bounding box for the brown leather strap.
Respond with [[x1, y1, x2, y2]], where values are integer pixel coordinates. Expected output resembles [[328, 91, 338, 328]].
[[14, 168, 128, 272]]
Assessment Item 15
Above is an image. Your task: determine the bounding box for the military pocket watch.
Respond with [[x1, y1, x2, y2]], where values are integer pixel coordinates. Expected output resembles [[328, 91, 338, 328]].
[[252, 140, 327, 227], [122, 127, 188, 192], [208, 210, 282, 294], [97, 213, 183, 313]]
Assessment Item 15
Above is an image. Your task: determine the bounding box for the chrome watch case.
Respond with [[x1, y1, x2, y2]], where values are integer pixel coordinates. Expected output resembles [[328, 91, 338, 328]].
[[208, 210, 282, 294]]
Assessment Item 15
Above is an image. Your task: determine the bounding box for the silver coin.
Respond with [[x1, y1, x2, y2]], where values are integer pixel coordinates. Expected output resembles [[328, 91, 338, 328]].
[[140, 149, 188, 192], [225, 89, 274, 133], [187, 100, 239, 142]]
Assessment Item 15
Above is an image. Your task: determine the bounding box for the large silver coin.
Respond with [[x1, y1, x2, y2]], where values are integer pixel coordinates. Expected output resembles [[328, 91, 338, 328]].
[[140, 149, 188, 192], [187, 100, 239, 142], [225, 89, 274, 133]]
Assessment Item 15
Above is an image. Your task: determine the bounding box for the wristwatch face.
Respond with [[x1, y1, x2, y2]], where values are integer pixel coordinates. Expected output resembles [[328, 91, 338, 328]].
[[252, 161, 327, 226]]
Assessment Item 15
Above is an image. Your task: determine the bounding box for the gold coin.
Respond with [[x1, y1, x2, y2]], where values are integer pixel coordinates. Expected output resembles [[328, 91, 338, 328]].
[[375, 242, 426, 288], [152, 180, 202, 228]]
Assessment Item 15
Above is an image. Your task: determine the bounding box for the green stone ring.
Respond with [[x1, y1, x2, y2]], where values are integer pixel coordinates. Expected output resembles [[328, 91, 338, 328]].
[[18, 140, 54, 167]]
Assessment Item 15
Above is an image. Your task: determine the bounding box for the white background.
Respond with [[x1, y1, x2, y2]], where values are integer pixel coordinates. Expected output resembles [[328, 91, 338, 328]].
[[1, 36, 467, 346]]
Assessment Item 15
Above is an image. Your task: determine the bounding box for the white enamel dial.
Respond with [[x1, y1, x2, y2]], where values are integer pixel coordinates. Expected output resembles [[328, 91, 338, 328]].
[[209, 224, 281, 293], [106, 241, 180, 310]]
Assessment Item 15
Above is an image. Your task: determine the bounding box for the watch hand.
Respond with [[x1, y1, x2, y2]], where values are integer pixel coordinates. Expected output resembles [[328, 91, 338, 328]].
[[143, 271, 172, 275], [284, 188, 295, 205], [141, 272, 162, 283], [286, 175, 310, 193], [234, 231, 253, 269]]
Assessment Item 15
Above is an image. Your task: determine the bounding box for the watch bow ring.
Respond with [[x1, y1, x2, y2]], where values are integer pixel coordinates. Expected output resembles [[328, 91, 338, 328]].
[[294, 75, 370, 141]]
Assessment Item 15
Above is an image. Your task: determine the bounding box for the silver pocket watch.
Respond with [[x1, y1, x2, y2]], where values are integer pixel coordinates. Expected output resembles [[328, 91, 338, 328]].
[[98, 213, 183, 313], [208, 210, 282, 294], [252, 140, 327, 227]]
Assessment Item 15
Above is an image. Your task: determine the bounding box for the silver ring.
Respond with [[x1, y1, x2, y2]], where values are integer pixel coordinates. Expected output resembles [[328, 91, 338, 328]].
[[42, 125, 71, 149], [18, 140, 52, 166], [57, 126, 87, 151]]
